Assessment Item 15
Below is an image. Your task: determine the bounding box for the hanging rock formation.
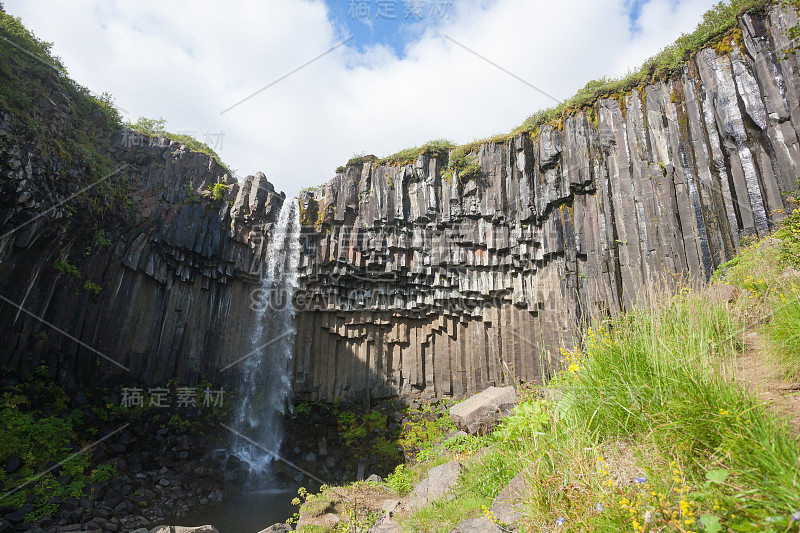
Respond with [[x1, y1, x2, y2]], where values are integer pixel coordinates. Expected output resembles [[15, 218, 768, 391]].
[[291, 4, 800, 402]]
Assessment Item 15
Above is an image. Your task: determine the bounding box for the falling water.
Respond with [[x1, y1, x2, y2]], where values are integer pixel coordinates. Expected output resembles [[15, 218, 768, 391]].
[[231, 198, 301, 479]]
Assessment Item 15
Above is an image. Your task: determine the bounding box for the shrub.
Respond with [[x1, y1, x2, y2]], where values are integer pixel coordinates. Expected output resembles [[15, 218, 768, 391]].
[[88, 464, 115, 483], [128, 116, 167, 136], [447, 146, 481, 182], [127, 117, 230, 172], [385, 464, 412, 495], [774, 180, 800, 269], [83, 281, 102, 295], [210, 182, 228, 201], [54, 260, 80, 278], [379, 139, 455, 167], [764, 289, 800, 377], [345, 153, 378, 168]]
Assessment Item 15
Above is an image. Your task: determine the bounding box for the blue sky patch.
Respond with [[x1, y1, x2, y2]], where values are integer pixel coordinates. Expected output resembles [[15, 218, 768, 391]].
[[625, 0, 650, 32], [325, 0, 455, 56]]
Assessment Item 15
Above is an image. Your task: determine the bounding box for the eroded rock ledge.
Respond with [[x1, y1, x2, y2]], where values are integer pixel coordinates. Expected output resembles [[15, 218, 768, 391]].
[[291, 5, 800, 402]]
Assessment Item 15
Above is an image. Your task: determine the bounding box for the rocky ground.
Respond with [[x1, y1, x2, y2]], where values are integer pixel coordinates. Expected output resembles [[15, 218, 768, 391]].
[[0, 372, 411, 533]]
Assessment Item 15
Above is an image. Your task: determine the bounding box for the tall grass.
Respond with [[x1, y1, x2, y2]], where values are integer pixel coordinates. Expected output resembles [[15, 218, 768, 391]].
[[518, 286, 800, 530], [397, 279, 800, 532], [765, 289, 800, 377]]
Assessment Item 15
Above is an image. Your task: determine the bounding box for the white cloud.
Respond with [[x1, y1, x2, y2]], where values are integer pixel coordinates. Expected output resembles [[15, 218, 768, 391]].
[[4, 0, 718, 196]]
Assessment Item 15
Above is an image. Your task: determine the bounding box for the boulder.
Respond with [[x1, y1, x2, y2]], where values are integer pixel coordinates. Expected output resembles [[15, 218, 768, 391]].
[[150, 526, 219, 533], [5, 455, 21, 474], [257, 524, 293, 533], [409, 460, 463, 511], [4, 504, 32, 524], [368, 515, 402, 533], [491, 471, 531, 527], [381, 499, 400, 514], [451, 517, 503, 532], [449, 387, 517, 435]]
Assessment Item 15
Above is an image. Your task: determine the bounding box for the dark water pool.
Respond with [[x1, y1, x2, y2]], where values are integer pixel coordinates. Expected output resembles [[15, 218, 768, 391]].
[[164, 489, 297, 533]]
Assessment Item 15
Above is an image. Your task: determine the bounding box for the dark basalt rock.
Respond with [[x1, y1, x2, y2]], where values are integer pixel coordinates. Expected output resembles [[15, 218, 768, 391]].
[[0, 4, 798, 411], [290, 5, 800, 402]]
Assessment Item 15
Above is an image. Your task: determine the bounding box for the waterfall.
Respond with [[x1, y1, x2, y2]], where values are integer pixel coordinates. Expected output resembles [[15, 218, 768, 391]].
[[231, 198, 301, 478]]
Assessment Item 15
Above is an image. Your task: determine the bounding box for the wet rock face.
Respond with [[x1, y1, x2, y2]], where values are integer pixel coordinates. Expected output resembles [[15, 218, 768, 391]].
[[291, 5, 800, 401]]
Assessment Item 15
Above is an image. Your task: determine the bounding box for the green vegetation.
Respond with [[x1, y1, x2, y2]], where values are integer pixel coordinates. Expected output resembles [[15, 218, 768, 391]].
[[128, 116, 167, 136], [765, 290, 800, 376], [54, 259, 80, 278], [775, 181, 800, 269], [0, 7, 135, 220], [182, 180, 201, 204], [88, 464, 116, 484], [127, 117, 231, 172], [338, 140, 457, 172], [346, 153, 379, 167], [0, 374, 231, 519], [0, 8, 120, 133], [510, 0, 771, 137], [0, 370, 92, 520], [95, 229, 112, 247], [403, 183, 800, 532], [397, 400, 457, 460], [210, 182, 228, 201], [338, 410, 389, 446], [378, 139, 455, 168], [290, 483, 383, 532], [446, 145, 481, 182], [385, 464, 412, 496], [82, 280, 103, 296], [398, 287, 800, 531], [782, 0, 800, 57]]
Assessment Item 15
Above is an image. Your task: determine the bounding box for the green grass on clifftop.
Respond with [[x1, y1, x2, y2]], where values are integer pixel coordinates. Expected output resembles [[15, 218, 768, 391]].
[[338, 0, 781, 175], [127, 116, 232, 174]]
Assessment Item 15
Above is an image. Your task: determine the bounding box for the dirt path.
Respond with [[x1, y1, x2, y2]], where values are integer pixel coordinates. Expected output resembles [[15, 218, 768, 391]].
[[735, 330, 800, 435]]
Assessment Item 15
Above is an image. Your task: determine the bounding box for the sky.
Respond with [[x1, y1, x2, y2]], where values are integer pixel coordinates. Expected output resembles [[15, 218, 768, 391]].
[[4, 0, 721, 197]]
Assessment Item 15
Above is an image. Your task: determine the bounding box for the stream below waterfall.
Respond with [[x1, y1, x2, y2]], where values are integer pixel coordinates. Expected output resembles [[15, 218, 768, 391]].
[[162, 488, 299, 533]]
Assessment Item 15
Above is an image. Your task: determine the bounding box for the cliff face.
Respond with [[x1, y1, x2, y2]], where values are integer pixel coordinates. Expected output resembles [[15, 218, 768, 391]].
[[0, 100, 288, 385], [1, 5, 799, 403], [292, 5, 800, 402]]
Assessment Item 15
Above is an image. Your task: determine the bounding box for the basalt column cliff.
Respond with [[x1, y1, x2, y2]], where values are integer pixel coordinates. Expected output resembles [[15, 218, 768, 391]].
[[291, 5, 800, 402], [1, 5, 799, 404]]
